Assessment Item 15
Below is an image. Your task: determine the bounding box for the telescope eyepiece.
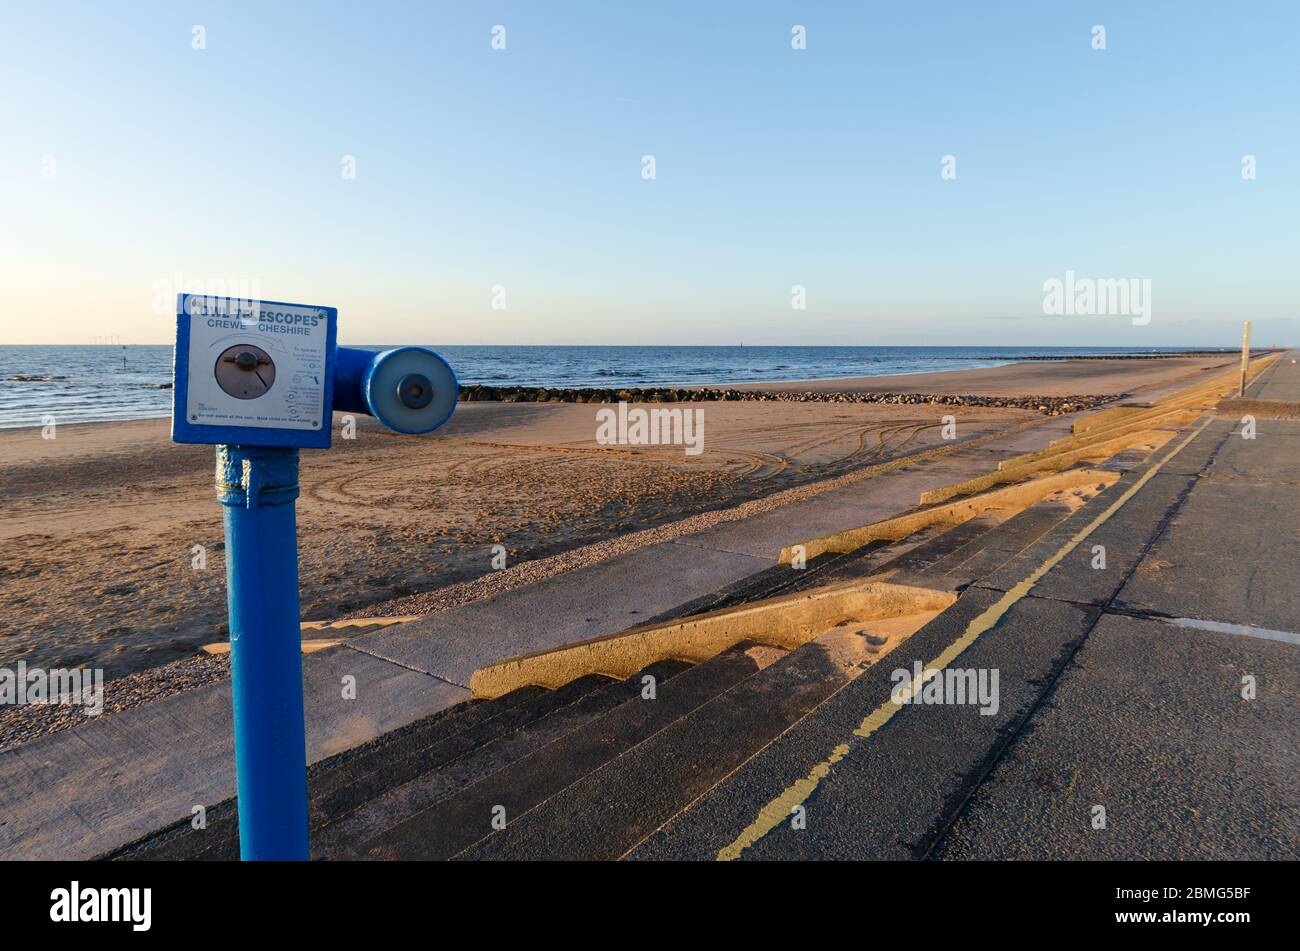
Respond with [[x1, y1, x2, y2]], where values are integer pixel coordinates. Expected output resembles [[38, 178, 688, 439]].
[[397, 373, 434, 409]]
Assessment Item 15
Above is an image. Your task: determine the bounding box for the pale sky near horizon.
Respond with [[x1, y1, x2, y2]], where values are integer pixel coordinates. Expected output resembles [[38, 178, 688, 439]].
[[1, 1, 1296, 347]]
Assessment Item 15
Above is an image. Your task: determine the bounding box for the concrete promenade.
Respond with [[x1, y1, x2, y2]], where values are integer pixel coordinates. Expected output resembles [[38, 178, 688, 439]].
[[2, 358, 1291, 860], [0, 408, 1073, 859]]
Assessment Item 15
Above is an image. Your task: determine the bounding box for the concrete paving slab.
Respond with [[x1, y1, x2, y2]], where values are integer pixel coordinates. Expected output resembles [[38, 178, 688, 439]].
[[1114, 480, 1300, 633], [933, 613, 1300, 860], [1206, 420, 1300, 482], [1254, 353, 1300, 401], [301, 645, 468, 758], [1256, 380, 1300, 401]]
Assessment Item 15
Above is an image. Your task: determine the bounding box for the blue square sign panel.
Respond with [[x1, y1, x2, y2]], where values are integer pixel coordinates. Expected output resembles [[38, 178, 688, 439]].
[[172, 294, 338, 448]]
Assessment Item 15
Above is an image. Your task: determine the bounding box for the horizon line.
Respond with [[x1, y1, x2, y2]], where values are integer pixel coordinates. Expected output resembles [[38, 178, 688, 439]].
[[0, 342, 1267, 350]]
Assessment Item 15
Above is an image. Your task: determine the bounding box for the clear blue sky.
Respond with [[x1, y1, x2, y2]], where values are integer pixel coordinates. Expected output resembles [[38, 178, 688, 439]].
[[1, 1, 1296, 346]]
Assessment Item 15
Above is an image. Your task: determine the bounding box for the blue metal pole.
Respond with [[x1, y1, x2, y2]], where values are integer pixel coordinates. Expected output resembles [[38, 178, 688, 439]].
[[216, 444, 310, 860]]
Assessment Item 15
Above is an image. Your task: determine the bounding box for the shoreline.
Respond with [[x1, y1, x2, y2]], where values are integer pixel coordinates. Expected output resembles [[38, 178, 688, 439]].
[[0, 351, 1251, 430]]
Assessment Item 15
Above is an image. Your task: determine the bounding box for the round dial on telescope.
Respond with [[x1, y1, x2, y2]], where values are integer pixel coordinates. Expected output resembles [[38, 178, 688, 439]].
[[215, 344, 276, 399]]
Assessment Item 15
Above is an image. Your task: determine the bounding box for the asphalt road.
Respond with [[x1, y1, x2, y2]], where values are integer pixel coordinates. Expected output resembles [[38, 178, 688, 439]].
[[640, 353, 1300, 860]]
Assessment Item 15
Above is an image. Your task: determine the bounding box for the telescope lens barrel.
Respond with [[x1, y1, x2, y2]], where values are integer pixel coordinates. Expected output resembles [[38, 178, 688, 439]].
[[333, 345, 457, 435]]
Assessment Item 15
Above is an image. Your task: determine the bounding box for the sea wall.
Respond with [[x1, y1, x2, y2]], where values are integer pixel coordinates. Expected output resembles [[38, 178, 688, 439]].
[[457, 385, 1113, 416]]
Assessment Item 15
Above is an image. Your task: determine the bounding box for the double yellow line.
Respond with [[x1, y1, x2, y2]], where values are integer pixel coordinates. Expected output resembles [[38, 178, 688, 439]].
[[717, 415, 1214, 861]]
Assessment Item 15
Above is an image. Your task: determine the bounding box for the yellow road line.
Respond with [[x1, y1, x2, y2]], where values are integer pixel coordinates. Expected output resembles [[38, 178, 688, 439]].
[[717, 415, 1214, 861]]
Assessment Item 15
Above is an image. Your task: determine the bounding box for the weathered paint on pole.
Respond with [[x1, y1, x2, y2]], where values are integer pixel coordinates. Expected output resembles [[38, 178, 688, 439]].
[[1240, 320, 1252, 397], [216, 444, 310, 860]]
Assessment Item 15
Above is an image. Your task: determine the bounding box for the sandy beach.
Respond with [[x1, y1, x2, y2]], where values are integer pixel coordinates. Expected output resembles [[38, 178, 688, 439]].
[[723, 354, 1237, 395], [0, 355, 1236, 682]]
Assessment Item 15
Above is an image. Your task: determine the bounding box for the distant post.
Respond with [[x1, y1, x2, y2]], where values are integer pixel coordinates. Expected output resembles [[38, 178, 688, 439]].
[[1239, 320, 1252, 397]]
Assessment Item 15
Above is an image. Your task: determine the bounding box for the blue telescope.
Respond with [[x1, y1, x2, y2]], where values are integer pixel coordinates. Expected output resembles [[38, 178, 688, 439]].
[[172, 296, 457, 859], [332, 345, 458, 436]]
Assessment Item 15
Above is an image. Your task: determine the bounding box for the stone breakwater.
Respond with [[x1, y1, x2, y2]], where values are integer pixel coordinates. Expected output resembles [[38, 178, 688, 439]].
[[457, 385, 1114, 416]]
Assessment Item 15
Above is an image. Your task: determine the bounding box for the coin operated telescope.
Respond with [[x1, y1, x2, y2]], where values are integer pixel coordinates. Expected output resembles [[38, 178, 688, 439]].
[[172, 294, 457, 859]]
